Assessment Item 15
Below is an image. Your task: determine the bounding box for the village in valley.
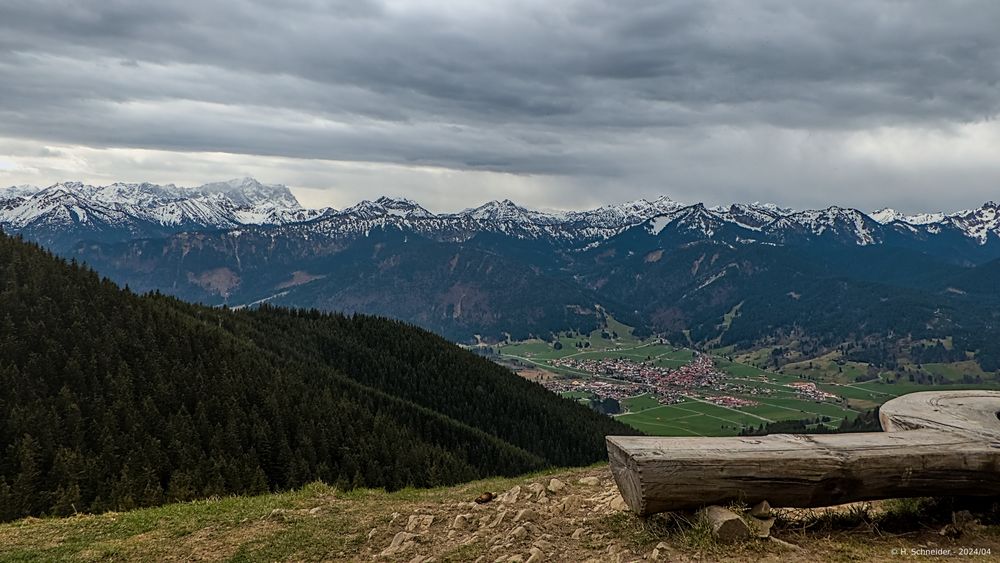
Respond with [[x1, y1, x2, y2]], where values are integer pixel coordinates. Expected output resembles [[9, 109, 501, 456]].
[[543, 351, 839, 409], [491, 316, 919, 437]]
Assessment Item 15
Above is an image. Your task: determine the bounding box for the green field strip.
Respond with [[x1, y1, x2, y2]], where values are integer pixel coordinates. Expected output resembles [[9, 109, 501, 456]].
[[621, 393, 660, 412], [616, 417, 709, 437], [739, 399, 852, 422], [673, 400, 772, 425], [817, 383, 892, 401], [745, 397, 856, 418]]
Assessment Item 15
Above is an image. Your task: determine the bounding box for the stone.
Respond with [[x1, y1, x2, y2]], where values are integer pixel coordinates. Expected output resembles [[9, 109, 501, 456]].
[[650, 541, 670, 561], [546, 478, 566, 494], [532, 539, 554, 551], [507, 556, 524, 563], [769, 536, 803, 551], [381, 532, 420, 556], [750, 500, 772, 519], [514, 508, 538, 522], [571, 527, 586, 540], [527, 483, 546, 497], [577, 476, 601, 486], [525, 546, 544, 563], [489, 509, 508, 528], [452, 514, 473, 530], [497, 485, 522, 504], [698, 505, 751, 543], [510, 525, 529, 539], [406, 515, 434, 532], [308, 506, 322, 515], [367, 527, 378, 540], [557, 495, 583, 513], [750, 516, 775, 538], [608, 495, 628, 512]]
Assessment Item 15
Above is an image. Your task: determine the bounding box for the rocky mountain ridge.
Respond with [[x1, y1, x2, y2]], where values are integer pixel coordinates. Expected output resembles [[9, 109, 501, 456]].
[[6, 177, 1000, 252], [0, 177, 327, 249]]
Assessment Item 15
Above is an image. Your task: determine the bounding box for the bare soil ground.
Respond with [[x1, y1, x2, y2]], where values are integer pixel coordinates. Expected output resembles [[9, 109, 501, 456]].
[[1, 465, 997, 562]]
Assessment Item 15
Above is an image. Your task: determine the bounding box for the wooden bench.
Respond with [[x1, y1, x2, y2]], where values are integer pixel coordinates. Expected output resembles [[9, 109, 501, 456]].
[[607, 390, 1000, 515]]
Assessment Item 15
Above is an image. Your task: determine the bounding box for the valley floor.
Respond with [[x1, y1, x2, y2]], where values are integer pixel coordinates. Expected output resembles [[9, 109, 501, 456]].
[[2, 465, 998, 562]]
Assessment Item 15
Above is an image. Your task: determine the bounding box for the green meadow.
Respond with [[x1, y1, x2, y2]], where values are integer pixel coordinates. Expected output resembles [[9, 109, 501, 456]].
[[500, 319, 1000, 438]]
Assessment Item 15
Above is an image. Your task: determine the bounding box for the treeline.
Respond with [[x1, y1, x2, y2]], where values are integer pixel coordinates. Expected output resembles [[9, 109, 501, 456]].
[[0, 233, 638, 522], [739, 409, 882, 436]]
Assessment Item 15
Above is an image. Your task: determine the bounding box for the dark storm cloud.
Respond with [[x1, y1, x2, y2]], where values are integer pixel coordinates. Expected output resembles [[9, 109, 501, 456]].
[[1, 0, 999, 210]]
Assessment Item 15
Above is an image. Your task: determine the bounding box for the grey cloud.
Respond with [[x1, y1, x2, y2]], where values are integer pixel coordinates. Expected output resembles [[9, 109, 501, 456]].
[[0, 0, 999, 210]]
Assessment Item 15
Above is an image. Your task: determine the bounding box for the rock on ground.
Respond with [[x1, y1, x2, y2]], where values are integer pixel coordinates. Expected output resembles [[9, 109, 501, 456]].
[[698, 505, 751, 542]]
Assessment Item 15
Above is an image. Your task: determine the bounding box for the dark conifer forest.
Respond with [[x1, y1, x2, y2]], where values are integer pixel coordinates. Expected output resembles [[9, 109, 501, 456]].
[[0, 232, 638, 522]]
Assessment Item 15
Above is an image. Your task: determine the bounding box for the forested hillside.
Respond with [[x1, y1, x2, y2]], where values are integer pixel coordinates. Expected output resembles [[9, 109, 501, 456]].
[[0, 232, 636, 522]]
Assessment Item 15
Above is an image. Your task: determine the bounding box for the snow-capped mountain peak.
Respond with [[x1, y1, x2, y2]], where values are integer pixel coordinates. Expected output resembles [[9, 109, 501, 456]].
[[340, 196, 431, 219], [871, 207, 945, 226], [871, 208, 904, 224], [0, 178, 315, 246], [768, 206, 880, 245], [565, 196, 685, 230], [942, 201, 1000, 243], [373, 196, 433, 218], [0, 184, 41, 199], [463, 199, 562, 224], [713, 202, 788, 231], [198, 177, 301, 209]]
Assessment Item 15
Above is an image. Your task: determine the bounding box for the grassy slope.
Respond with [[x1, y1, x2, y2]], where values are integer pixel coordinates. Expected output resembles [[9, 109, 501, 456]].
[[3, 465, 998, 562]]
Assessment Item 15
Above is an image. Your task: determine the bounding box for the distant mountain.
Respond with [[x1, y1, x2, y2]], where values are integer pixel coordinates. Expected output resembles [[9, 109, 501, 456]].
[[6, 178, 1000, 256], [7, 177, 1000, 365], [0, 177, 328, 251], [0, 231, 635, 522], [871, 202, 1000, 242]]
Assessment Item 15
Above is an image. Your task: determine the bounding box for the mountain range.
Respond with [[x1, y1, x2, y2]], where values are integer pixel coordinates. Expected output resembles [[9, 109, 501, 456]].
[[6, 178, 1000, 255], [4, 178, 1000, 369]]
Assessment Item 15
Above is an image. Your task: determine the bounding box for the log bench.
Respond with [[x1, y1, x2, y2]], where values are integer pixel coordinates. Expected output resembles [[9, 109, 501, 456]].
[[607, 390, 1000, 515]]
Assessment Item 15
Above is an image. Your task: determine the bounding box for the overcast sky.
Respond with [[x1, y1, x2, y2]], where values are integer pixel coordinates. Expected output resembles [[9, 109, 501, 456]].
[[1, 1, 998, 213]]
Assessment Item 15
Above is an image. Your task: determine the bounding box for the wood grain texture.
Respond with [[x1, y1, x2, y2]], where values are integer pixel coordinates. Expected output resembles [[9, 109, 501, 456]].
[[607, 390, 1000, 515]]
